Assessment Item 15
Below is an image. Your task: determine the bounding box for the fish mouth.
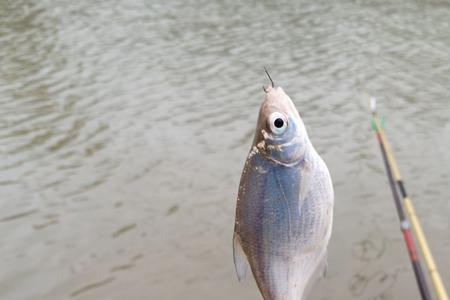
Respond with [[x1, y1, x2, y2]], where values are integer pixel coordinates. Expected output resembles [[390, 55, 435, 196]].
[[263, 84, 274, 94]]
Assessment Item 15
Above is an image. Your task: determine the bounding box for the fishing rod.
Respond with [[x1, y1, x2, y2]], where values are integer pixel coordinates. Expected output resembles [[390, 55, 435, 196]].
[[369, 99, 432, 300], [370, 97, 449, 300]]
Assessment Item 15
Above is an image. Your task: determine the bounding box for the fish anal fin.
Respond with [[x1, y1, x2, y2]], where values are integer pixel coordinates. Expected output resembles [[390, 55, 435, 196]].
[[233, 233, 249, 282]]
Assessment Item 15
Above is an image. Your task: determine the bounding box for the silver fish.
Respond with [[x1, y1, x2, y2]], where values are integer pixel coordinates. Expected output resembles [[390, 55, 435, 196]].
[[233, 84, 334, 300]]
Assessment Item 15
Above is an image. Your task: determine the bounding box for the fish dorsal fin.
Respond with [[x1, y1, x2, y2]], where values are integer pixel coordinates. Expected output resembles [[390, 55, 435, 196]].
[[233, 234, 249, 282]]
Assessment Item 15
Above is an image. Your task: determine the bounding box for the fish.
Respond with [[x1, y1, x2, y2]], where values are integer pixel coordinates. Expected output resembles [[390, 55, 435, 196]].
[[233, 81, 334, 300]]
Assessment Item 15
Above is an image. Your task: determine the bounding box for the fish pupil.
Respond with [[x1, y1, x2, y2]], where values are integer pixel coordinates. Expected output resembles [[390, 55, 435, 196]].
[[274, 118, 284, 128]]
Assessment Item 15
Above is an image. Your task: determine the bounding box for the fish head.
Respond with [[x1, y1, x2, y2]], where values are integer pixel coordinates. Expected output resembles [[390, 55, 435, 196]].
[[253, 85, 309, 165]]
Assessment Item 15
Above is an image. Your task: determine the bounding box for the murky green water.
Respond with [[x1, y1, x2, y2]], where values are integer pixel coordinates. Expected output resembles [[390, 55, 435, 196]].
[[1, 1, 449, 299]]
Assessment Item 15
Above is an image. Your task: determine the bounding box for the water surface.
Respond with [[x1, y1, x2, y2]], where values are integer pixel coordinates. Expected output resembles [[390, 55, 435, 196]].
[[1, 1, 449, 299]]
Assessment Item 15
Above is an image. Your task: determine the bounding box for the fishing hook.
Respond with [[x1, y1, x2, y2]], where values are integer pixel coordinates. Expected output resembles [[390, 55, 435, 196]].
[[264, 67, 274, 88]]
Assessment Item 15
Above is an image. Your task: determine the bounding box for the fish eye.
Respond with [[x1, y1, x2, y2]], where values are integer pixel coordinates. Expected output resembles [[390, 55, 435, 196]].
[[268, 112, 288, 135]]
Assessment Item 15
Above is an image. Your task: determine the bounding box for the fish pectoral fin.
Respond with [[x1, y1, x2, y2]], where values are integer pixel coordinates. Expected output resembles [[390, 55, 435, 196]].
[[312, 250, 328, 281], [233, 233, 249, 282], [319, 251, 328, 278]]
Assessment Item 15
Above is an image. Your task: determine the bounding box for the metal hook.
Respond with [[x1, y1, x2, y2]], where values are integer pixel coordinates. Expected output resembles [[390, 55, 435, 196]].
[[264, 67, 274, 88]]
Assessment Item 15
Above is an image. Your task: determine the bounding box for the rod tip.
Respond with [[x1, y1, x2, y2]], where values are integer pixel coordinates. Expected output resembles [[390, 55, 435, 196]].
[[370, 96, 377, 113]]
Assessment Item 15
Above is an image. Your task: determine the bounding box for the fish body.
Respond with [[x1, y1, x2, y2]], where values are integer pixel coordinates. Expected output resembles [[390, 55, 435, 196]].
[[233, 85, 333, 300]]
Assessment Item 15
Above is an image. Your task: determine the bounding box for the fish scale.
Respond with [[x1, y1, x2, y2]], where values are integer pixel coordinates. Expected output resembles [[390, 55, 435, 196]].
[[233, 85, 333, 300]]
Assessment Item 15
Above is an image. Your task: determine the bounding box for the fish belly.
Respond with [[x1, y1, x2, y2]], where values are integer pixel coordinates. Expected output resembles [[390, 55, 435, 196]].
[[235, 151, 332, 300]]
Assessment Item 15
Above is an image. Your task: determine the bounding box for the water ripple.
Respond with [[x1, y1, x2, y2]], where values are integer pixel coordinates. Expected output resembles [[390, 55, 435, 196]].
[[1, 1, 449, 300]]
